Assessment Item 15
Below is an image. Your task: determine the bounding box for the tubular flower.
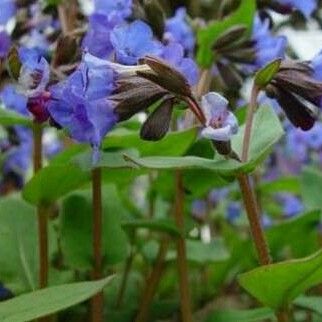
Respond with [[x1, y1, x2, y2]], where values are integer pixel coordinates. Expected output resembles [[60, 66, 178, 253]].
[[48, 53, 118, 162], [200, 92, 238, 142]]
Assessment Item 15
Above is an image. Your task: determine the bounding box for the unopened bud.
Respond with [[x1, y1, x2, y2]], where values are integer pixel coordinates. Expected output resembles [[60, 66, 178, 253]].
[[143, 0, 165, 39]]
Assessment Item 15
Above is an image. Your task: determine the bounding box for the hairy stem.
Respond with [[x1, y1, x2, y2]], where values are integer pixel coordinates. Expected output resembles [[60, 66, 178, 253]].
[[33, 123, 50, 322], [242, 84, 260, 162], [91, 167, 104, 322], [174, 171, 193, 322], [238, 174, 271, 265], [134, 239, 169, 322]]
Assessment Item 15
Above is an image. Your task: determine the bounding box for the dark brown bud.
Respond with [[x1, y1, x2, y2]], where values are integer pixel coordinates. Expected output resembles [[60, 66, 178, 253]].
[[211, 140, 240, 161], [266, 84, 317, 130], [216, 61, 243, 89], [111, 76, 168, 121], [137, 56, 192, 97], [213, 25, 247, 51], [143, 0, 165, 39], [140, 97, 174, 141], [52, 35, 78, 68]]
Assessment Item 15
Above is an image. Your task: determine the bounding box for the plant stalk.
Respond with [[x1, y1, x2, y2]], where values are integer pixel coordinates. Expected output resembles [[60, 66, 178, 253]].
[[242, 84, 260, 162], [238, 174, 271, 265], [91, 167, 104, 322], [174, 171, 193, 322], [134, 239, 169, 322], [33, 123, 50, 322]]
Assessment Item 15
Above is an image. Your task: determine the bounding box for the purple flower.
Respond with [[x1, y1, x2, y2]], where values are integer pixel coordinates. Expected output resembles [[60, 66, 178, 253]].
[[110, 20, 162, 65], [48, 53, 118, 162], [251, 15, 287, 70], [200, 92, 238, 141], [277, 0, 317, 18], [191, 200, 207, 221], [0, 0, 16, 25], [164, 7, 195, 54], [2, 126, 32, 189], [0, 31, 11, 58], [17, 48, 51, 122], [0, 85, 28, 116], [226, 202, 241, 224], [94, 0, 132, 21], [82, 14, 115, 59], [18, 48, 50, 96], [278, 194, 304, 218], [161, 42, 199, 86]]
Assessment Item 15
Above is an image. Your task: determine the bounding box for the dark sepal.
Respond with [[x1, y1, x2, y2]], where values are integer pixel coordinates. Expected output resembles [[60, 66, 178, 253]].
[[138, 56, 192, 97], [143, 0, 165, 39], [267, 84, 316, 131], [216, 61, 243, 89], [212, 24, 247, 51], [140, 97, 174, 141], [112, 76, 168, 121], [211, 140, 240, 161], [51, 34, 78, 68]]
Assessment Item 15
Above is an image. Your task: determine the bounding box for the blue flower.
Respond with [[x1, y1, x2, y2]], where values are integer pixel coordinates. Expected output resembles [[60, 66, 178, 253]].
[[82, 14, 115, 59], [17, 48, 51, 122], [251, 15, 287, 70], [0, 85, 28, 116], [48, 53, 118, 162], [226, 202, 241, 224], [18, 48, 50, 95], [110, 20, 162, 65], [0, 31, 11, 58], [164, 7, 195, 54], [278, 194, 304, 218], [94, 0, 132, 21], [0, 0, 16, 25], [161, 42, 199, 86], [191, 200, 207, 221], [277, 0, 317, 18], [200, 92, 238, 141]]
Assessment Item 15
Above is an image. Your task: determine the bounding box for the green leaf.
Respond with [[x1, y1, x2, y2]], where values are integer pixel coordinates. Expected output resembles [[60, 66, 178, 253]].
[[0, 108, 33, 127], [301, 167, 322, 210], [259, 176, 300, 195], [267, 211, 320, 258], [238, 250, 322, 310], [60, 186, 128, 269], [0, 277, 113, 322], [197, 0, 256, 67], [121, 218, 181, 237], [22, 165, 90, 206], [254, 59, 281, 88], [204, 307, 274, 322], [294, 296, 322, 316], [184, 239, 230, 264], [102, 127, 197, 156], [0, 196, 57, 294], [124, 107, 284, 175]]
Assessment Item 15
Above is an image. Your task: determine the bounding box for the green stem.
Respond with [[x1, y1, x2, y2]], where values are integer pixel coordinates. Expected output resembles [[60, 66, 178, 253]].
[[33, 123, 50, 322], [134, 238, 169, 322], [91, 167, 104, 322], [174, 171, 193, 322], [241, 84, 260, 162]]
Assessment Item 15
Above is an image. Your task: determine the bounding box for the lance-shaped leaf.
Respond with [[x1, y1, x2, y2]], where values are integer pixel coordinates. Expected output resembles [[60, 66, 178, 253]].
[[0, 277, 113, 322], [255, 58, 281, 88]]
